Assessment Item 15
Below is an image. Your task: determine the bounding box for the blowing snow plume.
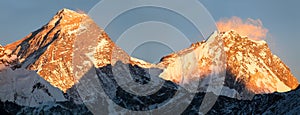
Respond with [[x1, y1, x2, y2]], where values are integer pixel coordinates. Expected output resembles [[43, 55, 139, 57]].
[[217, 16, 268, 40]]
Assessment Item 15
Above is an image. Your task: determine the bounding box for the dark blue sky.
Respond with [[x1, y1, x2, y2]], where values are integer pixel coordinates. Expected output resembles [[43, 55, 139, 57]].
[[0, 0, 299, 79]]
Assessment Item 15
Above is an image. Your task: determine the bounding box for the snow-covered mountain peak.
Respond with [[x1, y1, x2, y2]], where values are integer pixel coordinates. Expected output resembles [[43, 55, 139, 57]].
[[5, 9, 154, 92], [4, 8, 298, 98], [220, 30, 298, 93], [1, 8, 300, 114], [47, 8, 86, 26], [3, 9, 90, 92], [157, 30, 298, 98]]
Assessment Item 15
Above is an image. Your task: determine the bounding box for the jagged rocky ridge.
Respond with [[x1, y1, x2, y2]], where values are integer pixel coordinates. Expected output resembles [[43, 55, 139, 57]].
[[1, 63, 299, 114], [158, 31, 298, 96], [1, 9, 299, 114], [0, 45, 19, 70]]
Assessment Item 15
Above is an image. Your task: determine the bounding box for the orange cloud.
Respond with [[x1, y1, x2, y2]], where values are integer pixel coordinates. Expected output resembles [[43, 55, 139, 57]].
[[217, 16, 268, 40]]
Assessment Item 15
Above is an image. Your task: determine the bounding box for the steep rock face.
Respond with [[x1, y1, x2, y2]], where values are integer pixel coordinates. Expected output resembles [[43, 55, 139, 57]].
[[157, 32, 226, 95], [5, 9, 298, 96], [158, 31, 298, 96], [5, 9, 153, 92], [1, 8, 300, 114], [0, 45, 19, 70], [221, 31, 298, 93], [2, 64, 299, 115], [5, 9, 87, 92]]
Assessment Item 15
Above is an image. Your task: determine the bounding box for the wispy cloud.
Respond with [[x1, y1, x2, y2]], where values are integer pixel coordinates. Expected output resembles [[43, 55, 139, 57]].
[[217, 16, 268, 40]]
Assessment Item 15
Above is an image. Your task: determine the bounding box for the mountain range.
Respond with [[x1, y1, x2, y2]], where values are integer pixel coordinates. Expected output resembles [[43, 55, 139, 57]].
[[0, 9, 299, 114]]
